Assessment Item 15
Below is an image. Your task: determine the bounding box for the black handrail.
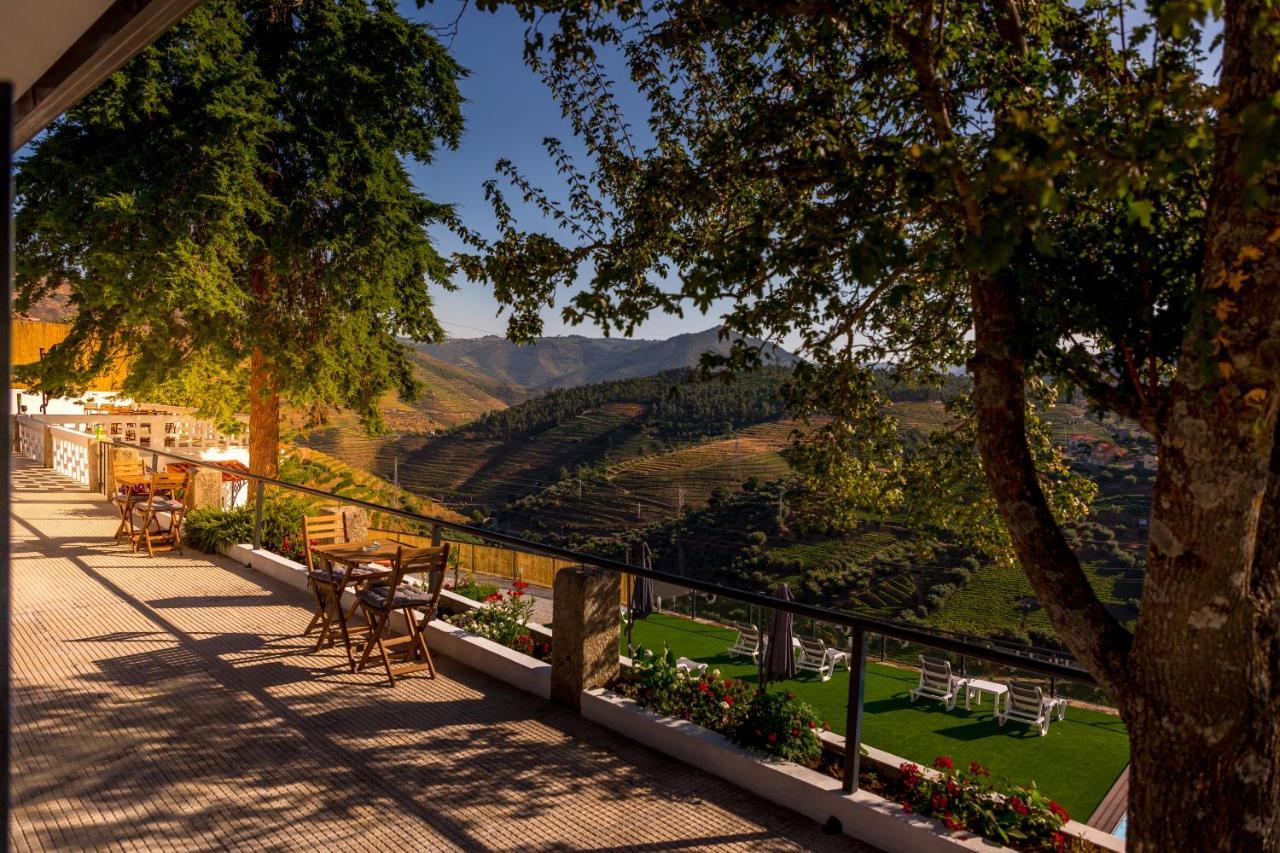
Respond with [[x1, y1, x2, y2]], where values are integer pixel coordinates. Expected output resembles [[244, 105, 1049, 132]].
[[112, 440, 1099, 685]]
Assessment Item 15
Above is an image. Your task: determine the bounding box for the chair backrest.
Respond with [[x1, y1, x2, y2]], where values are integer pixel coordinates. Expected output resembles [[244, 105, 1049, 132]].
[[919, 655, 954, 690], [302, 514, 346, 572], [799, 636, 827, 658], [374, 545, 451, 614], [143, 471, 188, 507], [1007, 681, 1045, 713], [736, 622, 761, 645], [114, 456, 144, 491]]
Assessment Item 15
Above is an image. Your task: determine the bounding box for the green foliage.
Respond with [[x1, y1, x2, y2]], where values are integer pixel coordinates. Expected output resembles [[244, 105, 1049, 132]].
[[184, 506, 253, 554], [181, 492, 319, 562], [467, 367, 791, 442], [15, 0, 464, 431]]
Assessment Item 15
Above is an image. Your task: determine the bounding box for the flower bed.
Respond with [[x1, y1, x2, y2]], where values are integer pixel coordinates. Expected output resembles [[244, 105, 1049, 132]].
[[868, 756, 1072, 852], [444, 581, 551, 661], [617, 645, 825, 763]]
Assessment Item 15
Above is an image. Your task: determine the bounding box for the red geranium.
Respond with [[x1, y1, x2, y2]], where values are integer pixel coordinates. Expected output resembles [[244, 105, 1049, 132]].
[[791, 729, 800, 738], [930, 793, 948, 811], [723, 695, 734, 706], [944, 813, 965, 832], [933, 756, 955, 771], [1048, 801, 1070, 822], [1052, 831, 1067, 852], [968, 761, 990, 777], [723, 678, 734, 688], [900, 801, 913, 814], [768, 733, 777, 743], [945, 779, 959, 796], [1008, 797, 1029, 816], [697, 681, 710, 693]]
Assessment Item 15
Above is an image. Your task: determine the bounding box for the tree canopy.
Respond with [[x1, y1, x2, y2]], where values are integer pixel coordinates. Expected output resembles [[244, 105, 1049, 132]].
[[459, 0, 1280, 848], [16, 0, 464, 474]]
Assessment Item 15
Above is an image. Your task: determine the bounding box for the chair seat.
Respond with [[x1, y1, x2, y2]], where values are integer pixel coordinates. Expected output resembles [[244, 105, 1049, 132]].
[[147, 498, 186, 511], [110, 493, 146, 505], [358, 584, 437, 610]]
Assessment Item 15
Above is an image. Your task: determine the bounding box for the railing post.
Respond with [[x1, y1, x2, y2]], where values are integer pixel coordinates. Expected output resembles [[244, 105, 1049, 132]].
[[880, 633, 887, 662], [431, 523, 441, 547], [150, 451, 158, 473], [252, 480, 265, 550], [843, 628, 868, 794]]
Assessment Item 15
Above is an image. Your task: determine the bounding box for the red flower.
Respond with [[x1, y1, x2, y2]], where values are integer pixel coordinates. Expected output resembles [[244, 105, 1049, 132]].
[[785, 692, 795, 700], [1048, 801, 1070, 822], [484, 592, 502, 602], [900, 801, 913, 814], [930, 793, 948, 811], [945, 779, 959, 796], [944, 813, 965, 832], [723, 678, 734, 688], [808, 721, 816, 729], [899, 762, 919, 776], [723, 695, 734, 706], [822, 720, 831, 731], [1052, 831, 1067, 853], [791, 729, 799, 738], [968, 761, 990, 777], [768, 733, 777, 743], [697, 681, 710, 693], [933, 756, 955, 771], [1008, 797, 1029, 816]]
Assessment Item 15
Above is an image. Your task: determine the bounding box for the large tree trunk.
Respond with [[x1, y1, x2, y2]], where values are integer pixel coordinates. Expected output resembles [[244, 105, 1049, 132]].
[[248, 347, 280, 478], [1123, 0, 1280, 844]]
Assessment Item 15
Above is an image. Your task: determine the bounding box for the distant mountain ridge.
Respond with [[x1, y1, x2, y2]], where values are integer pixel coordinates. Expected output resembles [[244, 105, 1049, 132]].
[[414, 327, 796, 391]]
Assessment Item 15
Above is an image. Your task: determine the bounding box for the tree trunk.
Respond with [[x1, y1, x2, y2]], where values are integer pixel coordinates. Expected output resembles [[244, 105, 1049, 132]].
[[248, 347, 280, 478]]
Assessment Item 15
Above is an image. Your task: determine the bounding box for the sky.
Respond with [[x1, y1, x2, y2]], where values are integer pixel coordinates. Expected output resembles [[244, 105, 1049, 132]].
[[398, 1, 731, 343]]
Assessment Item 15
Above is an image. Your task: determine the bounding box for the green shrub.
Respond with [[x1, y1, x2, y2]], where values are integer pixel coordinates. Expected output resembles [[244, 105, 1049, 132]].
[[185, 506, 253, 553], [182, 492, 319, 561]]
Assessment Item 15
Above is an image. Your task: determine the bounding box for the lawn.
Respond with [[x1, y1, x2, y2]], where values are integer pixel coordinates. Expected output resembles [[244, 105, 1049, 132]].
[[623, 612, 1129, 820]]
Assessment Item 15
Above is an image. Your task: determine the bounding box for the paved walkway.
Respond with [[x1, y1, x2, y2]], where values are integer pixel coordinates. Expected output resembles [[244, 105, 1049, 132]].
[[8, 457, 866, 851]]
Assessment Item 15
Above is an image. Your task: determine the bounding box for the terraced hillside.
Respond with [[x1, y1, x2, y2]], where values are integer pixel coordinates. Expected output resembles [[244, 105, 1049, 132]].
[[509, 419, 802, 536], [282, 446, 466, 526], [376, 402, 651, 511]]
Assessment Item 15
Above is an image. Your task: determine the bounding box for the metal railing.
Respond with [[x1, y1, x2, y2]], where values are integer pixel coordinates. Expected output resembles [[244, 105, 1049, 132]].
[[106, 440, 1105, 794]]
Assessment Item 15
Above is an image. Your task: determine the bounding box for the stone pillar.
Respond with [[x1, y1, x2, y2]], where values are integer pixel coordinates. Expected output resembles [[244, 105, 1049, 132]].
[[551, 565, 621, 710], [41, 426, 53, 468], [332, 506, 368, 542], [187, 468, 225, 511]]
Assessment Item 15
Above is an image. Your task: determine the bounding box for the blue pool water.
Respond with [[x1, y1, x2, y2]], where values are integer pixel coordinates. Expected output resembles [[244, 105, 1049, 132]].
[[1113, 814, 1128, 839]]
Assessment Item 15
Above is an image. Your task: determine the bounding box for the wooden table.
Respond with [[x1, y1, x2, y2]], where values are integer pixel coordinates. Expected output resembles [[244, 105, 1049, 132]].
[[112, 473, 151, 542], [308, 539, 407, 669]]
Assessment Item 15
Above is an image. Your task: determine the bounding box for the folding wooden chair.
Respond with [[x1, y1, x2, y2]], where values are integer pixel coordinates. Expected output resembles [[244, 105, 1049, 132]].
[[111, 456, 147, 543], [130, 471, 190, 556], [302, 513, 347, 638], [356, 545, 450, 686]]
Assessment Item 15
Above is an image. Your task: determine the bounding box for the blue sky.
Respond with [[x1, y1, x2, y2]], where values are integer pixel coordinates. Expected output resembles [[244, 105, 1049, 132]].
[[401, 1, 728, 342]]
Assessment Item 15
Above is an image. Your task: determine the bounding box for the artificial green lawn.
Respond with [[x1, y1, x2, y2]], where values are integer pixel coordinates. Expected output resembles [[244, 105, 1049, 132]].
[[623, 612, 1129, 819]]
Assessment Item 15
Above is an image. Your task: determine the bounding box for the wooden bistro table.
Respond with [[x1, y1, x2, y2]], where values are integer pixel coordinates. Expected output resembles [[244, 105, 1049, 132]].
[[309, 539, 410, 671]]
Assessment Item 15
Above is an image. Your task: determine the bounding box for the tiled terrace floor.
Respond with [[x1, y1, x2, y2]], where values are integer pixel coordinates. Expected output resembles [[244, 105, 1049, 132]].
[[9, 457, 866, 851]]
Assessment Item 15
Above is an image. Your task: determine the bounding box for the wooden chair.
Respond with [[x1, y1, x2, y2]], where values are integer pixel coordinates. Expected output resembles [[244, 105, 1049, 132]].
[[356, 545, 450, 686], [110, 456, 147, 543], [302, 513, 347, 638], [130, 471, 190, 556], [909, 655, 968, 710]]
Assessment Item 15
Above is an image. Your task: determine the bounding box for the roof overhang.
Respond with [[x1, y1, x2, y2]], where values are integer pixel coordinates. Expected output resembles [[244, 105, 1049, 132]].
[[2, 0, 202, 151]]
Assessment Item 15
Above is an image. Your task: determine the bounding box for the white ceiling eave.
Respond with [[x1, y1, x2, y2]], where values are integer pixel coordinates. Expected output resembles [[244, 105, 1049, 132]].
[[1, 0, 202, 150]]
